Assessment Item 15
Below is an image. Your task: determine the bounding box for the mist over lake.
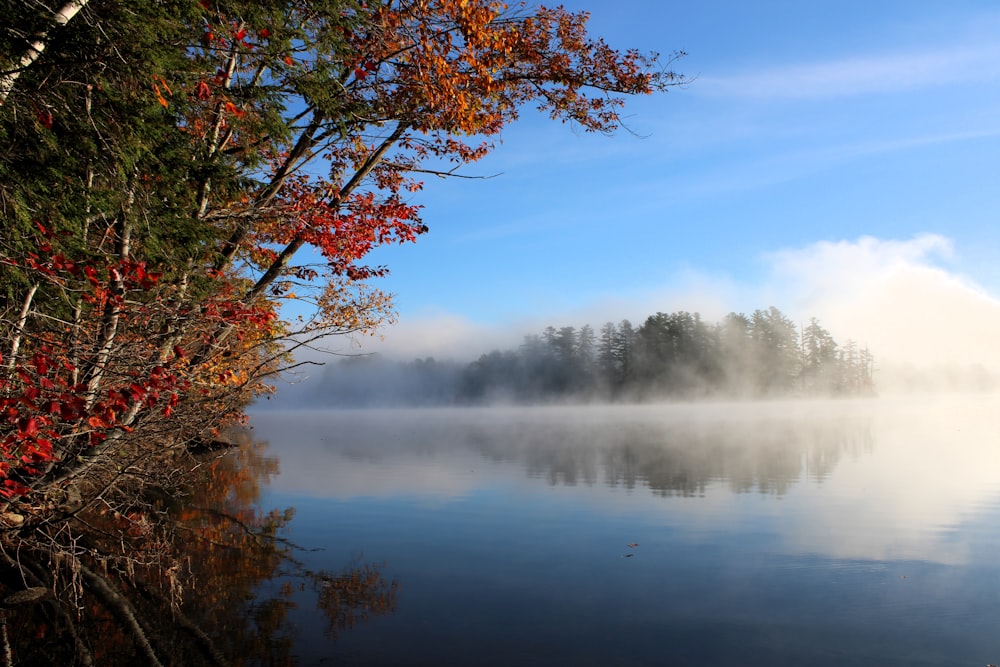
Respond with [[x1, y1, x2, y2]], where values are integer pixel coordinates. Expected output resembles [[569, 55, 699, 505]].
[[247, 396, 1000, 665]]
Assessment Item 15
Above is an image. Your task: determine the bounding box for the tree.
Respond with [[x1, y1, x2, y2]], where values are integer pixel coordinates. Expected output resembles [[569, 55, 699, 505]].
[[614, 319, 637, 391], [718, 312, 753, 395], [800, 317, 838, 393], [635, 311, 713, 394], [749, 307, 800, 393], [436, 309, 875, 405], [0, 0, 682, 498], [0, 1, 90, 102], [1, 0, 683, 660], [596, 321, 618, 388], [576, 324, 596, 364]]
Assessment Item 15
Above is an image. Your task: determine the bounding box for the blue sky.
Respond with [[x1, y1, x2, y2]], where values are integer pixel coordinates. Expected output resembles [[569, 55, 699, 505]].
[[306, 1, 1000, 378]]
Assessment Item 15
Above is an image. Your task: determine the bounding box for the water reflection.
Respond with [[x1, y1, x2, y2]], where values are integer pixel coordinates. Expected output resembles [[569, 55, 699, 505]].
[[3, 433, 398, 666], [246, 397, 1000, 666], [460, 404, 874, 496], [253, 400, 876, 498], [251, 396, 1000, 566], [176, 434, 399, 665]]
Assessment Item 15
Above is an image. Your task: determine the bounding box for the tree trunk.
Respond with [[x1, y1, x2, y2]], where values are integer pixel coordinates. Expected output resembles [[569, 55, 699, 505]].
[[0, 1, 90, 102]]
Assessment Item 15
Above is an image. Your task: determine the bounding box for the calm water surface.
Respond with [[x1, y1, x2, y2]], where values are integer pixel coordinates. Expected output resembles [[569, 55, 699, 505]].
[[248, 396, 1000, 666]]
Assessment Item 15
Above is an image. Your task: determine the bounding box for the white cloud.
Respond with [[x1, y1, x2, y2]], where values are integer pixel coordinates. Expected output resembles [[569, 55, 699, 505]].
[[765, 234, 1000, 389], [340, 234, 1000, 391]]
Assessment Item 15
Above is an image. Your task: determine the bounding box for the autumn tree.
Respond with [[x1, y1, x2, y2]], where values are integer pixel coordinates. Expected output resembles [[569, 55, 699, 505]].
[[0, 430, 397, 665], [0, 0, 682, 661]]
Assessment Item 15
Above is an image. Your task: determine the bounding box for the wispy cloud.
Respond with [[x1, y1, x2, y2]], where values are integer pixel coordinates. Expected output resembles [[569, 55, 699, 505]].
[[700, 44, 1000, 100], [637, 126, 1000, 201]]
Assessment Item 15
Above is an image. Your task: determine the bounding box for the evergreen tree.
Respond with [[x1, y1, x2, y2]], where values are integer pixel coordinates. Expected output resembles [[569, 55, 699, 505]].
[[800, 317, 838, 393], [749, 307, 801, 393], [597, 321, 619, 389], [718, 312, 752, 395], [615, 319, 638, 390]]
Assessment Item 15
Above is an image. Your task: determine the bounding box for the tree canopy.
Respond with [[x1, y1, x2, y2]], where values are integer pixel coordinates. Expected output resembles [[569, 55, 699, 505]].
[[0, 0, 681, 661], [279, 307, 875, 407]]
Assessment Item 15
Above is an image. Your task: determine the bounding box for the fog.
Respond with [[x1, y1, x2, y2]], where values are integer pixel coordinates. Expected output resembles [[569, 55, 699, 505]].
[[768, 234, 1000, 392], [248, 235, 1000, 664], [250, 395, 1000, 565], [292, 234, 1000, 396]]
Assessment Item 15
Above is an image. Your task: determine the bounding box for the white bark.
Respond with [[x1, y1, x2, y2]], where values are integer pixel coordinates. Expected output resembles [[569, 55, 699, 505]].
[[0, 0, 90, 103], [5, 284, 38, 376]]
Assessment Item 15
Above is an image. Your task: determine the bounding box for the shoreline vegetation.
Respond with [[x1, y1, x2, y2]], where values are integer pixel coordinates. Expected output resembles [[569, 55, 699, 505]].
[[271, 307, 875, 408], [0, 0, 684, 662]]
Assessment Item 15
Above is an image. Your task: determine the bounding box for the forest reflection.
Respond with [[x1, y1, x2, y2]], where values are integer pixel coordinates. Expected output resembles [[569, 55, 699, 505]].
[[465, 407, 874, 497], [245, 400, 1000, 665], [169, 433, 398, 665], [3, 431, 396, 666], [261, 402, 876, 501]]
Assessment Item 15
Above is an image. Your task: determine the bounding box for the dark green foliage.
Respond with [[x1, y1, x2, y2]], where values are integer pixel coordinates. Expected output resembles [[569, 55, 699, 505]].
[[295, 307, 875, 407], [456, 307, 873, 403]]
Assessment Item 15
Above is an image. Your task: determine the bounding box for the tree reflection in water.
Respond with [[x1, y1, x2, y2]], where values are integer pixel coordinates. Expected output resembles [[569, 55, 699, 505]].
[[0, 430, 397, 666], [453, 405, 875, 498]]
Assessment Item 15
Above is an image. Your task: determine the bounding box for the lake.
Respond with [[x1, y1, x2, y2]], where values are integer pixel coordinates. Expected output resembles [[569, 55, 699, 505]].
[[247, 395, 1000, 666]]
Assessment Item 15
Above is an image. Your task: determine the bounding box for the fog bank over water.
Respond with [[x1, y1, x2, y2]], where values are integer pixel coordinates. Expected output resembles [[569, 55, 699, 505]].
[[250, 396, 1000, 565], [769, 235, 1000, 392], [319, 235, 1000, 393]]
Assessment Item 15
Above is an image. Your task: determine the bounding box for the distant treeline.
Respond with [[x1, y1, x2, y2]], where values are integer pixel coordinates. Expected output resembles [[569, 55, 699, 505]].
[[282, 307, 875, 407]]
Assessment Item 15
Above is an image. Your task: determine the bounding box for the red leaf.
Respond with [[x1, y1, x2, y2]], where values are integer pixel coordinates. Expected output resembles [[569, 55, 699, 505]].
[[59, 398, 84, 420], [0, 479, 30, 498], [20, 417, 38, 436], [82, 265, 100, 287], [36, 108, 53, 129], [31, 353, 48, 375], [194, 80, 212, 100]]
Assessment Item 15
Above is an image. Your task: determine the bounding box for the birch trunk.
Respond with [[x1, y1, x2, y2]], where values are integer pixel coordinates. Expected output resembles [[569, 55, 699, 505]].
[[0, 1, 90, 103]]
